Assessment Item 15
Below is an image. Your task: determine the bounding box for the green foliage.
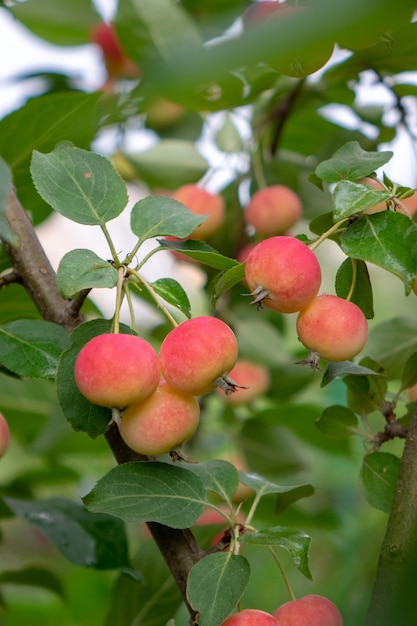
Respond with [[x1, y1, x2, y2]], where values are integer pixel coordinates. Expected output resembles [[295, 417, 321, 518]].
[[2, 0, 417, 623]]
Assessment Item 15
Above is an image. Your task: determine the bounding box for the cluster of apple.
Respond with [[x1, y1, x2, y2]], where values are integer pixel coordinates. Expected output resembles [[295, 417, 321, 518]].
[[222, 593, 343, 625], [74, 316, 239, 456], [244, 235, 368, 364]]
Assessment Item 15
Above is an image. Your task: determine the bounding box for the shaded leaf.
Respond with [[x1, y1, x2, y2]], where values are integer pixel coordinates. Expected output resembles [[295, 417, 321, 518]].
[[335, 258, 374, 319], [365, 316, 417, 379], [315, 405, 359, 438], [400, 352, 417, 392], [131, 195, 204, 243], [158, 238, 238, 270], [240, 526, 312, 579], [31, 143, 128, 225], [0, 320, 70, 379], [187, 552, 250, 626], [0, 566, 65, 599], [83, 462, 206, 529], [211, 263, 246, 305], [57, 249, 119, 298], [4, 497, 130, 570], [0, 158, 15, 245], [360, 452, 400, 513], [340, 211, 417, 293], [321, 361, 385, 387], [238, 472, 314, 514], [215, 113, 243, 153]]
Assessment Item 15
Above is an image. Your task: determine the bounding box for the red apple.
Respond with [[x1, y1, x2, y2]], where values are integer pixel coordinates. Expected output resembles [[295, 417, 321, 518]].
[[274, 594, 343, 625], [118, 379, 200, 456], [217, 359, 270, 405], [90, 22, 140, 79], [74, 333, 160, 409], [173, 184, 226, 240], [222, 608, 277, 625], [296, 294, 368, 362], [0, 413, 10, 459], [159, 316, 239, 396], [245, 185, 303, 236]]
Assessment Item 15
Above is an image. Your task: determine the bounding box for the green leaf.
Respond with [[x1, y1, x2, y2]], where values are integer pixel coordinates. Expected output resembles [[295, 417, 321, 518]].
[[215, 113, 243, 153], [11, 0, 100, 46], [159, 238, 238, 270], [31, 143, 128, 225], [187, 552, 250, 626], [0, 320, 71, 379], [335, 258, 374, 319], [150, 278, 192, 319], [400, 352, 417, 392], [105, 540, 182, 626], [360, 452, 401, 513], [130, 195, 205, 243], [238, 472, 314, 514], [332, 180, 391, 219], [124, 140, 209, 189], [56, 249, 119, 298], [315, 405, 359, 438], [366, 316, 417, 380], [4, 497, 130, 570], [315, 141, 393, 183], [56, 319, 128, 437], [211, 263, 246, 305], [0, 566, 65, 599], [240, 526, 312, 579], [0, 157, 15, 245], [83, 462, 206, 528], [321, 361, 386, 387], [0, 92, 100, 224], [186, 460, 239, 502], [340, 212, 417, 293]]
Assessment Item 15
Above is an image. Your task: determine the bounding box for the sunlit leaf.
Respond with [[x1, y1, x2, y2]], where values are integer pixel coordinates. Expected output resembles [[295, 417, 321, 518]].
[[57, 249, 119, 298], [316, 141, 392, 183]]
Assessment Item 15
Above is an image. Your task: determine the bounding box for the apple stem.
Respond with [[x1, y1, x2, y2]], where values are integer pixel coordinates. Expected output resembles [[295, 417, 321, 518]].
[[268, 546, 297, 602], [129, 269, 179, 328], [123, 281, 137, 333], [113, 266, 127, 334], [308, 217, 349, 251], [100, 223, 121, 265]]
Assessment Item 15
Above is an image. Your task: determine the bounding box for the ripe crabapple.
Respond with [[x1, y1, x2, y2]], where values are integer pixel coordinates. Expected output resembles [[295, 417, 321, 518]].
[[245, 185, 303, 236], [243, 1, 334, 78], [118, 379, 200, 456], [217, 359, 271, 405], [296, 294, 368, 362], [244, 236, 322, 313], [0, 413, 10, 459], [222, 608, 277, 625], [159, 316, 239, 396], [274, 594, 343, 626], [74, 333, 160, 409], [90, 22, 140, 79], [172, 184, 225, 240]]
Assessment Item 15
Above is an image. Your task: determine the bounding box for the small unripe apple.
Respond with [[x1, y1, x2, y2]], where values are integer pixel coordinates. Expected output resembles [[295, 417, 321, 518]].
[[245, 185, 303, 236], [0, 413, 10, 459], [172, 184, 226, 240], [296, 295, 368, 362], [118, 379, 200, 456], [244, 236, 322, 313], [274, 594, 343, 625], [217, 359, 270, 404], [222, 608, 277, 625], [74, 333, 160, 409], [159, 316, 239, 396]]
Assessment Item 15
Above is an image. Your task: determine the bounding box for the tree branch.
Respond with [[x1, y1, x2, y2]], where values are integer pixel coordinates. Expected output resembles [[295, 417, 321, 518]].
[[366, 402, 417, 626]]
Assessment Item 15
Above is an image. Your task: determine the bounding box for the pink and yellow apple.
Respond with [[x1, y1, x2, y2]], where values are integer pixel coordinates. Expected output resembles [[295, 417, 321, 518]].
[[222, 608, 277, 625], [0, 413, 10, 459], [159, 316, 239, 396], [173, 184, 226, 240], [244, 236, 322, 313], [274, 594, 343, 625], [296, 294, 368, 362], [217, 359, 271, 405], [118, 379, 200, 456], [245, 185, 303, 236], [74, 333, 160, 409]]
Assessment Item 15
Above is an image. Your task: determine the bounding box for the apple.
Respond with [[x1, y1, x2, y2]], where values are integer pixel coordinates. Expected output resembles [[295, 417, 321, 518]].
[[0, 413, 10, 459], [296, 294, 368, 362], [217, 359, 270, 405], [244, 236, 322, 313], [222, 608, 277, 625], [118, 379, 200, 456], [159, 316, 239, 396], [173, 184, 226, 240], [244, 185, 303, 236], [274, 594, 343, 626], [90, 21, 140, 79], [74, 333, 160, 409], [359, 177, 388, 214]]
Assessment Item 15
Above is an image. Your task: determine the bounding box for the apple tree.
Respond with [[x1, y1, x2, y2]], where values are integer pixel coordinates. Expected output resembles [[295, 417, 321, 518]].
[[1, 0, 417, 625]]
